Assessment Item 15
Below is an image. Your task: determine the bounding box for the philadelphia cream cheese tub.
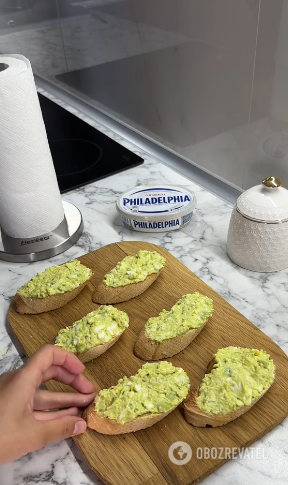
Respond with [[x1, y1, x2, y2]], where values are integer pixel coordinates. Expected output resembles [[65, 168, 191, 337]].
[[116, 185, 196, 232]]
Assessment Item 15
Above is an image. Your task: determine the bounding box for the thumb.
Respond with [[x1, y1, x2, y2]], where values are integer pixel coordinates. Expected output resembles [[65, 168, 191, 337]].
[[35, 416, 87, 449]]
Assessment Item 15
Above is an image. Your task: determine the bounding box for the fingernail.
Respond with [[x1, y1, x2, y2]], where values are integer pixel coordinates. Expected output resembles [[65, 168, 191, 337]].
[[73, 420, 87, 436]]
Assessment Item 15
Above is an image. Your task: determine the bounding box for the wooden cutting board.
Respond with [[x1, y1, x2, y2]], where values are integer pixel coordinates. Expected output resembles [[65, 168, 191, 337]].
[[9, 241, 288, 485]]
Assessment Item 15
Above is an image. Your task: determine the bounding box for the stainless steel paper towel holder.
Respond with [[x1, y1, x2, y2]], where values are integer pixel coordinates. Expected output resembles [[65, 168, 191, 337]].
[[0, 201, 83, 263]]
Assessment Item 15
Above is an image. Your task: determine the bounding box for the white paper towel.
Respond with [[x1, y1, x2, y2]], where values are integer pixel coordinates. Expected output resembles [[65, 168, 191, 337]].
[[0, 54, 64, 238]]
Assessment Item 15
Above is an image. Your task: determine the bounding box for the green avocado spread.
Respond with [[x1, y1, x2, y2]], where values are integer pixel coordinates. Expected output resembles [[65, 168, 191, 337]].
[[55, 306, 129, 353], [145, 292, 213, 342], [18, 260, 92, 298], [197, 347, 275, 415], [95, 361, 190, 423], [104, 250, 166, 288]]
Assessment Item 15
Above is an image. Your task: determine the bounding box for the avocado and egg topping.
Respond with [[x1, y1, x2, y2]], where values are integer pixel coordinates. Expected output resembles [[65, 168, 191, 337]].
[[145, 292, 213, 342], [96, 361, 190, 423], [104, 250, 165, 288], [197, 347, 275, 415], [55, 306, 129, 353], [18, 260, 92, 298]]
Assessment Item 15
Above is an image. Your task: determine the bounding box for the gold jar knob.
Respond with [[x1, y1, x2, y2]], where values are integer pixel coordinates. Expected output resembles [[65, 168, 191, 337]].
[[262, 176, 282, 189]]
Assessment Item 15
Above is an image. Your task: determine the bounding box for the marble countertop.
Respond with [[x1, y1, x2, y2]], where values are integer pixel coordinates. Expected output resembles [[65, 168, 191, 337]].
[[0, 88, 287, 485]]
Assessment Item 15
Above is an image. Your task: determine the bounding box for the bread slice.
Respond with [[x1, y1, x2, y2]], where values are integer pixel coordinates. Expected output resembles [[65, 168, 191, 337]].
[[85, 396, 175, 435], [183, 357, 275, 427], [15, 280, 90, 315], [92, 271, 161, 304], [55, 306, 129, 363], [134, 322, 208, 360], [85, 361, 190, 435], [70, 334, 121, 364], [134, 292, 213, 360]]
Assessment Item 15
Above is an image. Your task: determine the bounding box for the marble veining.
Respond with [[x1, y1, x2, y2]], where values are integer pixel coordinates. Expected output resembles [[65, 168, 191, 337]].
[[0, 87, 287, 485]]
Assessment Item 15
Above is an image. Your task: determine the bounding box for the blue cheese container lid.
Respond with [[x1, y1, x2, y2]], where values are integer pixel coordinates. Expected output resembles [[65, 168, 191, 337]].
[[116, 185, 197, 232]]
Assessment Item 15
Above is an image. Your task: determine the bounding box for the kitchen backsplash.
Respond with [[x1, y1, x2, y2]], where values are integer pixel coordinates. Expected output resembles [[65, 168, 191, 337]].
[[1, 0, 288, 190]]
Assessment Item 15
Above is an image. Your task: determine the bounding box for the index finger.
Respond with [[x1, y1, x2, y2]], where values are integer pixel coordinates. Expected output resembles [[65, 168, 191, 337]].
[[21, 345, 86, 390]]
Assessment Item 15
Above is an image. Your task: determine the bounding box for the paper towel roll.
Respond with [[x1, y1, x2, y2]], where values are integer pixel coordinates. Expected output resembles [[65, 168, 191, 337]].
[[0, 54, 64, 238]]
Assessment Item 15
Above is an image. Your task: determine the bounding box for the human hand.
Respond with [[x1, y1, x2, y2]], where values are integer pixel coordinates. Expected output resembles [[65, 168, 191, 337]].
[[0, 344, 96, 465]]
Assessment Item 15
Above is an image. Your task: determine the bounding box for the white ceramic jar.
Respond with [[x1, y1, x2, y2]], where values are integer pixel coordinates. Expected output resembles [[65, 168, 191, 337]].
[[227, 176, 288, 272]]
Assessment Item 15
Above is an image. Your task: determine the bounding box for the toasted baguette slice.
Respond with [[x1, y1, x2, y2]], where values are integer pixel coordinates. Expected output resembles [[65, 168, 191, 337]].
[[55, 306, 129, 363], [85, 361, 190, 435], [134, 292, 213, 360], [134, 323, 207, 360], [92, 249, 165, 304], [15, 260, 93, 315], [183, 355, 275, 428], [92, 271, 161, 304], [72, 334, 121, 364], [15, 280, 90, 315], [85, 397, 175, 435]]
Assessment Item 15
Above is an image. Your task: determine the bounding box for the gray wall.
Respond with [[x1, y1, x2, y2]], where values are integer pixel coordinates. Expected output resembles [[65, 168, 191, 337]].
[[1, 0, 288, 190]]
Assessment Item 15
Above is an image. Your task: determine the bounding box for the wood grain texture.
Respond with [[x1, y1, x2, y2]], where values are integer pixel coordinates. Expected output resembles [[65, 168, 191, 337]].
[[8, 241, 288, 485]]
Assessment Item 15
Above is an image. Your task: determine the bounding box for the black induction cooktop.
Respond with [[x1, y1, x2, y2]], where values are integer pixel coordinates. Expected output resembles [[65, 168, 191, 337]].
[[38, 93, 144, 193]]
